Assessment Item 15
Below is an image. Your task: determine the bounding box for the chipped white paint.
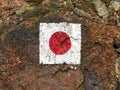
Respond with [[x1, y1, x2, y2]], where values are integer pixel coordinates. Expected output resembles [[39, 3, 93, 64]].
[[70, 65, 77, 70], [39, 22, 81, 65]]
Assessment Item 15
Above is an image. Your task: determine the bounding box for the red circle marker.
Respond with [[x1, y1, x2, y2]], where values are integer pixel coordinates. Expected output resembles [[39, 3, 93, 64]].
[[49, 31, 71, 55]]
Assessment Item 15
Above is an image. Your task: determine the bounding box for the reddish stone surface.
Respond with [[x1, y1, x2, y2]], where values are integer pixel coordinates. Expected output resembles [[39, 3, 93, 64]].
[[4, 65, 83, 90], [81, 21, 118, 90], [0, 0, 120, 90]]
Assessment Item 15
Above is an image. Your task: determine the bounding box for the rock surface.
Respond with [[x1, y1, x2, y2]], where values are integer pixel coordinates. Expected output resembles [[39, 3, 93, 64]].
[[0, 0, 120, 90]]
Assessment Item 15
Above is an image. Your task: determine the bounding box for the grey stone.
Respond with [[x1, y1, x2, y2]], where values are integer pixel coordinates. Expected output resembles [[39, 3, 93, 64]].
[[109, 0, 120, 11], [92, 0, 109, 18]]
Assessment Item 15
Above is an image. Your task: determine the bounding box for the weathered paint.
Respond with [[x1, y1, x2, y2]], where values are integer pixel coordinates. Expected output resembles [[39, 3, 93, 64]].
[[39, 22, 81, 64]]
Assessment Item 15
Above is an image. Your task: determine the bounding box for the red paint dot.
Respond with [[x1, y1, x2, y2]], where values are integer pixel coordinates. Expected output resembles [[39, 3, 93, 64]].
[[49, 31, 71, 55]]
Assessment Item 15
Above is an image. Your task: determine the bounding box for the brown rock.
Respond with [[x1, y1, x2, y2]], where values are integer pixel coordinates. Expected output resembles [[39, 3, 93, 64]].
[[8, 65, 83, 90], [81, 21, 118, 90], [0, 0, 120, 89]]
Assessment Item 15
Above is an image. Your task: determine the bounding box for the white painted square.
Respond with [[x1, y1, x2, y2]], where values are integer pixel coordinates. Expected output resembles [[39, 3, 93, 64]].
[[39, 22, 81, 65]]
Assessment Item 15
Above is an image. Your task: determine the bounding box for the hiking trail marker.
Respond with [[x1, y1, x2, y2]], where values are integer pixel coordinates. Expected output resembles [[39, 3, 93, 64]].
[[39, 22, 81, 65]]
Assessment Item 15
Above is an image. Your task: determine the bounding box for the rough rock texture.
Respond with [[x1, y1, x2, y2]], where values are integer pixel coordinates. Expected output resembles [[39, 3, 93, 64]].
[[81, 23, 118, 90], [0, 0, 120, 90]]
